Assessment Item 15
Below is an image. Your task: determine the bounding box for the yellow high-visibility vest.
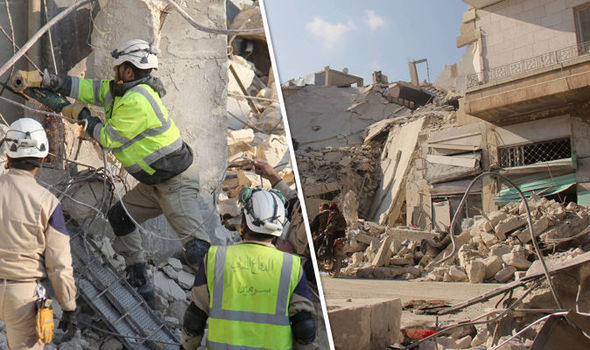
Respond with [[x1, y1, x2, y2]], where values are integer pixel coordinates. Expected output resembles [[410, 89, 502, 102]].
[[206, 244, 302, 350], [73, 78, 181, 176]]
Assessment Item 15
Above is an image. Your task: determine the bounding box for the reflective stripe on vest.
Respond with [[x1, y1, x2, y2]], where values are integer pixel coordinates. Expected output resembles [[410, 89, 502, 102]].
[[210, 246, 293, 326], [124, 136, 183, 175], [108, 85, 172, 153], [70, 77, 80, 99]]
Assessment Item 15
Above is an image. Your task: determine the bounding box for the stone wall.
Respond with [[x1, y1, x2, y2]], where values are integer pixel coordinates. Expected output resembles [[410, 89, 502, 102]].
[[476, 0, 587, 69]]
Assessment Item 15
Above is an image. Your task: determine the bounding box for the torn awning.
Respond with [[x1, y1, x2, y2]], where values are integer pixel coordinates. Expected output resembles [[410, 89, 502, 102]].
[[495, 173, 576, 206]]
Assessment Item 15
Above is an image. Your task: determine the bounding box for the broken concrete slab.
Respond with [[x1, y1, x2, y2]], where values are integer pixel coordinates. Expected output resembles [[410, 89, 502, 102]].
[[372, 236, 394, 267], [328, 298, 401, 350], [501, 252, 532, 270], [154, 271, 186, 302]]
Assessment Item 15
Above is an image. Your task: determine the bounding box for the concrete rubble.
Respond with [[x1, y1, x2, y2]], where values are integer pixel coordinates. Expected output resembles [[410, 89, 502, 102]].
[[287, 63, 590, 348], [338, 196, 590, 285]]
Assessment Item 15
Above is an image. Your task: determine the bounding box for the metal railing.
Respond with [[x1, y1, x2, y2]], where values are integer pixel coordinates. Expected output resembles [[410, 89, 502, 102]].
[[466, 41, 590, 89]]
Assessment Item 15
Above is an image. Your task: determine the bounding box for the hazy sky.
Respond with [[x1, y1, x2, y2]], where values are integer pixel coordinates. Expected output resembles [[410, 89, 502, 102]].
[[263, 1, 469, 84]]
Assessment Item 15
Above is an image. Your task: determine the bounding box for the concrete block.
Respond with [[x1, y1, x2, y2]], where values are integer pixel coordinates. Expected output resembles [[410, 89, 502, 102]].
[[448, 266, 468, 282], [167, 258, 183, 271], [490, 244, 511, 257], [467, 260, 486, 283], [494, 216, 526, 237], [501, 252, 532, 270], [255, 134, 288, 168], [355, 233, 379, 245], [154, 271, 186, 302], [372, 236, 394, 267], [487, 210, 508, 226], [177, 270, 195, 290], [516, 216, 549, 243], [227, 128, 255, 144], [328, 298, 402, 350], [456, 335, 473, 349], [495, 266, 517, 283], [161, 265, 178, 280], [483, 255, 503, 280], [480, 232, 499, 246], [471, 329, 488, 347]]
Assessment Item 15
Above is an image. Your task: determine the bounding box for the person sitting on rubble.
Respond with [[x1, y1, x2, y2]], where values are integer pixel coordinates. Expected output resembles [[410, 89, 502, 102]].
[[180, 186, 316, 349], [310, 203, 330, 250], [12, 39, 212, 308], [322, 202, 347, 258], [0, 118, 77, 349]]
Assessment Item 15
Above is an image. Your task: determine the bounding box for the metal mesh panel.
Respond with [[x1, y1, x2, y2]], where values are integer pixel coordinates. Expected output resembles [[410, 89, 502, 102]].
[[498, 138, 571, 168], [68, 223, 181, 349]]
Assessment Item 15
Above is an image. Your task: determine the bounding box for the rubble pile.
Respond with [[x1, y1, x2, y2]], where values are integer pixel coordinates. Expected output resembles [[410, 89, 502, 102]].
[[338, 197, 590, 284], [219, 127, 293, 231]]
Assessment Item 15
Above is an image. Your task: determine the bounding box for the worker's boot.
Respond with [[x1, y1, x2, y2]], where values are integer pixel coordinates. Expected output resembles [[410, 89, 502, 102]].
[[127, 262, 156, 308]]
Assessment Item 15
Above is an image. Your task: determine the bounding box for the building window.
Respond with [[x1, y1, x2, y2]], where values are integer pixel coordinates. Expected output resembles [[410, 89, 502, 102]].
[[575, 3, 590, 53], [498, 138, 571, 168]]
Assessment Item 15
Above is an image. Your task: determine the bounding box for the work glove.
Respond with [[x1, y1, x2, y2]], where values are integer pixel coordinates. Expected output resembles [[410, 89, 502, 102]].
[[61, 102, 89, 122], [9, 70, 42, 91], [58, 310, 78, 342]]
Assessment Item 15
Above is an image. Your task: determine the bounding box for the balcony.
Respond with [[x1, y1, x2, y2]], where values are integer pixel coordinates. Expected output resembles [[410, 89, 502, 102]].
[[463, 42, 590, 125]]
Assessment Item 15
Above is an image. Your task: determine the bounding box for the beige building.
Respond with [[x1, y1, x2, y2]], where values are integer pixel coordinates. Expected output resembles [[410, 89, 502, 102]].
[[410, 0, 590, 231]]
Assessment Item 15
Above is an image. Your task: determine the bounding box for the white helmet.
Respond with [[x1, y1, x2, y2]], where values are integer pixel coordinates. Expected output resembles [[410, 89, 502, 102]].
[[3, 118, 48, 158], [111, 39, 159, 70], [239, 187, 287, 237]]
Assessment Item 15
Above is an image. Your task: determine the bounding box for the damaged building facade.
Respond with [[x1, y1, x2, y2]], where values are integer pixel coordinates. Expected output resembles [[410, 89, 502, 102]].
[[408, 0, 590, 233]]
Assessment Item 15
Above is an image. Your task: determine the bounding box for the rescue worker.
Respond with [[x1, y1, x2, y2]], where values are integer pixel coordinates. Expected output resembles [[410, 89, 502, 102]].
[[181, 187, 316, 349], [310, 203, 330, 250], [12, 39, 211, 306], [0, 118, 77, 349], [323, 203, 347, 258]]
